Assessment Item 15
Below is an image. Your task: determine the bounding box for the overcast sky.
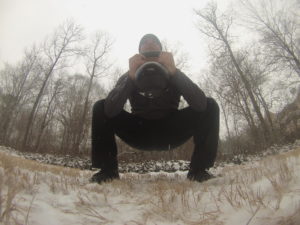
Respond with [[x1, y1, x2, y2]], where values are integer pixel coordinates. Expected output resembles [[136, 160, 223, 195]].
[[0, 0, 233, 76]]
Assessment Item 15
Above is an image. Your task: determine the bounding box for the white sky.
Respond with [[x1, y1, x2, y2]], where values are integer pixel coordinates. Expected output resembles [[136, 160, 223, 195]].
[[0, 0, 233, 76]]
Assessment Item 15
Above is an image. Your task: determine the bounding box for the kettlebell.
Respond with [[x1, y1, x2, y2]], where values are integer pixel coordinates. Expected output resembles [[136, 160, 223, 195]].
[[134, 51, 170, 98]]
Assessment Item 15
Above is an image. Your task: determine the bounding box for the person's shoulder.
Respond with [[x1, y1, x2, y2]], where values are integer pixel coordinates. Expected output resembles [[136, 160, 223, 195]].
[[115, 72, 136, 89], [119, 72, 129, 80], [116, 72, 130, 83]]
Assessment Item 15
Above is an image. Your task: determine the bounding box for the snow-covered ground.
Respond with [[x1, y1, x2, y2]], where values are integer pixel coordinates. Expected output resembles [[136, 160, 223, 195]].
[[1, 143, 300, 225], [2, 140, 300, 173]]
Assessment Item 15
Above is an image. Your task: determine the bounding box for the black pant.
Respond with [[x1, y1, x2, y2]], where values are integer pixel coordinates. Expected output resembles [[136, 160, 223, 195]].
[[91, 98, 219, 172]]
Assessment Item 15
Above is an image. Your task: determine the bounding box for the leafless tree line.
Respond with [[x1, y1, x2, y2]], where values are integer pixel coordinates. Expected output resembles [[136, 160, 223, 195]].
[[0, 0, 299, 160], [195, 0, 300, 154], [0, 21, 113, 155]]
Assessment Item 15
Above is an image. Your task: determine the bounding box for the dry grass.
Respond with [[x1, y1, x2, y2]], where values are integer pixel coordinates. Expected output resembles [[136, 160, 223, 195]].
[[0, 147, 300, 225], [0, 151, 84, 224]]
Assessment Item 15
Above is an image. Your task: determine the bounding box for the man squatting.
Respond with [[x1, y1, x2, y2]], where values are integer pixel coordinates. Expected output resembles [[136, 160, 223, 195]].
[[90, 34, 220, 183]]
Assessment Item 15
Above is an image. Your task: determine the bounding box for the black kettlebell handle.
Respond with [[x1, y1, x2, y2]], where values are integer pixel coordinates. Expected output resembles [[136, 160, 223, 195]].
[[134, 61, 170, 95], [135, 62, 169, 81]]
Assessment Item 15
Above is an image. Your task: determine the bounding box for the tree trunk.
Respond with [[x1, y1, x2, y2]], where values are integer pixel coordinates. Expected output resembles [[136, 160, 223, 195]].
[[221, 35, 270, 138], [73, 75, 94, 153], [1, 57, 36, 144], [22, 49, 63, 150], [34, 92, 56, 152]]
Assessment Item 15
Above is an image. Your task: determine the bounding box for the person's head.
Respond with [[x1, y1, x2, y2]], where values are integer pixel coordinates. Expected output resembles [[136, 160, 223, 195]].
[[138, 34, 162, 54]]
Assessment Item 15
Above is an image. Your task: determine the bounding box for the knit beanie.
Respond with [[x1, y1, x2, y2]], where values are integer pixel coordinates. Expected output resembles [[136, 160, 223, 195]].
[[138, 34, 162, 52]]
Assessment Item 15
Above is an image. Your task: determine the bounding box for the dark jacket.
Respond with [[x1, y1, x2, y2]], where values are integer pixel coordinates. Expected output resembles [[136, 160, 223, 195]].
[[104, 69, 207, 119]]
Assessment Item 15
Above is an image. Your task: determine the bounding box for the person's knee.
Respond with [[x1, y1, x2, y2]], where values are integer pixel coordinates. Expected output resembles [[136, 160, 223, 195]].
[[206, 97, 219, 115], [93, 99, 105, 114]]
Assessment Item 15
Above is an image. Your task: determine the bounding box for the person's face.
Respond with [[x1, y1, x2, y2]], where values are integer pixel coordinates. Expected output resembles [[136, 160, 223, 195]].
[[139, 37, 161, 54]]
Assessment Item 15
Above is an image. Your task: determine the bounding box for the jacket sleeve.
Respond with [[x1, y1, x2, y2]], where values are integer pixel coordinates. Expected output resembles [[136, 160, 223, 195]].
[[104, 72, 135, 117], [169, 69, 207, 111]]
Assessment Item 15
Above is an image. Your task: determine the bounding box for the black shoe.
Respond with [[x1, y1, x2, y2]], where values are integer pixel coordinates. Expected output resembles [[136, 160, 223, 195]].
[[187, 170, 214, 182], [90, 169, 120, 184]]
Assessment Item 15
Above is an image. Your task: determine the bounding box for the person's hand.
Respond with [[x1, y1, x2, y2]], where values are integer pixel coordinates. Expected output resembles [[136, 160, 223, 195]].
[[128, 54, 146, 80], [158, 52, 177, 75]]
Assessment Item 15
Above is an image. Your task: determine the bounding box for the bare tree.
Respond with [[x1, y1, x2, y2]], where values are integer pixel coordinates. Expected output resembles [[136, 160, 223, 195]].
[[240, 0, 300, 77], [56, 74, 88, 154], [34, 78, 63, 152], [22, 20, 83, 150], [161, 39, 190, 72], [206, 51, 258, 135], [72, 31, 113, 153], [0, 46, 40, 144], [195, 2, 271, 139], [55, 73, 105, 154]]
